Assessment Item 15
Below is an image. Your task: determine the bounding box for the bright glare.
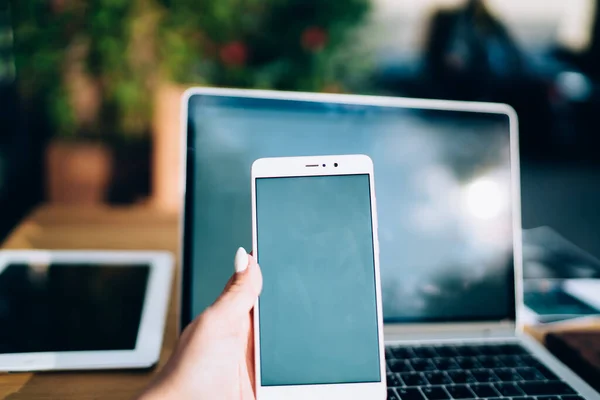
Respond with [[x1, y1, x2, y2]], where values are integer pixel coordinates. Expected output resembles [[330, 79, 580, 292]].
[[464, 178, 505, 220]]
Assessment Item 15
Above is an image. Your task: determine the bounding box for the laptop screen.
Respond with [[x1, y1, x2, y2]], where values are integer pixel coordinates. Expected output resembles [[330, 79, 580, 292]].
[[183, 93, 516, 324]]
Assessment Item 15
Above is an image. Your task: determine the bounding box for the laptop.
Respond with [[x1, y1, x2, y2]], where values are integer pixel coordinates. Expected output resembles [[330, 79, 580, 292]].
[[180, 88, 599, 400]]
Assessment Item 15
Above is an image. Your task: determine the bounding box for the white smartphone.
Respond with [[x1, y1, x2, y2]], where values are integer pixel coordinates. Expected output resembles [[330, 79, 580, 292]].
[[251, 154, 386, 400]]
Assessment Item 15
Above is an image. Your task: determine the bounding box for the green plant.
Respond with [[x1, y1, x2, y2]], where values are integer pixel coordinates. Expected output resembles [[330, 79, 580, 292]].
[[10, 0, 371, 142], [156, 0, 371, 92], [11, 0, 154, 141]]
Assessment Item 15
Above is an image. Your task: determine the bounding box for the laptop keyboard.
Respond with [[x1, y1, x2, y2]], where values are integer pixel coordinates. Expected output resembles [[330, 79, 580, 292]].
[[386, 343, 583, 400]]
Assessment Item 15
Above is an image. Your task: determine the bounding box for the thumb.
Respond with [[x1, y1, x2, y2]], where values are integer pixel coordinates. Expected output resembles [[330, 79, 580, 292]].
[[212, 247, 263, 318]]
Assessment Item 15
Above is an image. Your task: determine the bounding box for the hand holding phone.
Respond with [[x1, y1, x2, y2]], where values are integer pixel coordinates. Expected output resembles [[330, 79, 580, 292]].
[[251, 154, 386, 400]]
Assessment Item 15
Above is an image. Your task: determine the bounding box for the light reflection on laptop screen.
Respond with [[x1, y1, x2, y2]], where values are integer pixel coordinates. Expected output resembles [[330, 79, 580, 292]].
[[187, 95, 515, 323]]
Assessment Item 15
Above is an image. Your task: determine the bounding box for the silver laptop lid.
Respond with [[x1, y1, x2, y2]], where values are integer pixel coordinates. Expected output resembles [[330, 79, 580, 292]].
[[181, 88, 521, 338]]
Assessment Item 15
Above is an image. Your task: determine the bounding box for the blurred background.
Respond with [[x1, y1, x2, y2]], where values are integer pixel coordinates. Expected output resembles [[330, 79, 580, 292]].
[[1, 0, 600, 258]]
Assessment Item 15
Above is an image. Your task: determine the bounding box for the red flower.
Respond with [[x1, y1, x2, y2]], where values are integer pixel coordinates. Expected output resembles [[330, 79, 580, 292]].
[[301, 27, 328, 52], [219, 41, 248, 67]]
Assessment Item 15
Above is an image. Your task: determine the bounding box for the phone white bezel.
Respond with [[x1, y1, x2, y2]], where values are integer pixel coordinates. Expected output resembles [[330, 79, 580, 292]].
[[0, 250, 173, 372], [251, 154, 386, 400]]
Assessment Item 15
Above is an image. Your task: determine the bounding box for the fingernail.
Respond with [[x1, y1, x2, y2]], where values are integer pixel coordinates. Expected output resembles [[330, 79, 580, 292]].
[[234, 247, 248, 273]]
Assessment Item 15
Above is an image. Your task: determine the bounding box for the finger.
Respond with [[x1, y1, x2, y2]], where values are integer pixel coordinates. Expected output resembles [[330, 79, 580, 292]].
[[221, 247, 254, 294], [235, 247, 249, 273], [213, 249, 263, 318]]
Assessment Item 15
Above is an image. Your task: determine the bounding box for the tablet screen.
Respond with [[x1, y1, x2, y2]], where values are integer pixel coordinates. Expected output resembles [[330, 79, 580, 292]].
[[0, 263, 150, 354]]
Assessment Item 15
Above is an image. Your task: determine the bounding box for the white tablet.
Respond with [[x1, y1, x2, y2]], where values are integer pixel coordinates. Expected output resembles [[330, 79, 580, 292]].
[[0, 250, 173, 372]]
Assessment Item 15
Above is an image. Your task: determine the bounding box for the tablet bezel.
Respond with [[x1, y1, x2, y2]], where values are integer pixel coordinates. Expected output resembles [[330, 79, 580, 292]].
[[0, 250, 173, 372]]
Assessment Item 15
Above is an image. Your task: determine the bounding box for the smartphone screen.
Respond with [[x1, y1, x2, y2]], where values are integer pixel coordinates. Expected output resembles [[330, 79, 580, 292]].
[[255, 173, 381, 387]]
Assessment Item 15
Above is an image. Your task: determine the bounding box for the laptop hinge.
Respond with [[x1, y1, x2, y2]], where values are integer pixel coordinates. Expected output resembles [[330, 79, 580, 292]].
[[384, 321, 517, 343]]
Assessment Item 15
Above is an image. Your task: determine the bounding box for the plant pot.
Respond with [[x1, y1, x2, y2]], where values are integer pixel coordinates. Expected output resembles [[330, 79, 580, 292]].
[[151, 82, 188, 212], [45, 141, 113, 205], [107, 138, 151, 205]]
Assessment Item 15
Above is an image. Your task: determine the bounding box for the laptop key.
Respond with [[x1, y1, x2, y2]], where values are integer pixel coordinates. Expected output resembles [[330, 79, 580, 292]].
[[388, 388, 401, 400], [446, 385, 476, 399], [413, 347, 438, 358], [432, 358, 460, 371], [387, 373, 403, 387], [397, 387, 426, 400], [470, 383, 500, 397], [512, 357, 530, 368], [456, 357, 481, 369], [392, 347, 416, 359], [520, 355, 541, 367], [422, 386, 450, 400], [477, 356, 504, 368], [386, 348, 395, 360], [519, 381, 577, 396], [494, 368, 523, 382], [435, 346, 459, 357], [475, 345, 500, 355], [471, 369, 500, 383], [389, 360, 412, 373], [410, 359, 436, 371], [562, 396, 585, 400], [494, 382, 525, 396], [448, 370, 477, 384], [534, 365, 560, 381], [424, 372, 452, 385], [499, 355, 525, 368], [516, 367, 546, 381], [401, 373, 428, 387], [456, 346, 479, 356]]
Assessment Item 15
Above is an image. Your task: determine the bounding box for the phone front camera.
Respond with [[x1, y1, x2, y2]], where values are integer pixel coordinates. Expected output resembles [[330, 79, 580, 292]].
[[322, 164, 326, 167], [334, 163, 338, 167]]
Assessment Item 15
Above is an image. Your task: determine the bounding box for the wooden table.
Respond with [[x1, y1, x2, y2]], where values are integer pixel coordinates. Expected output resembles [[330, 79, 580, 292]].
[[1, 205, 599, 399]]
